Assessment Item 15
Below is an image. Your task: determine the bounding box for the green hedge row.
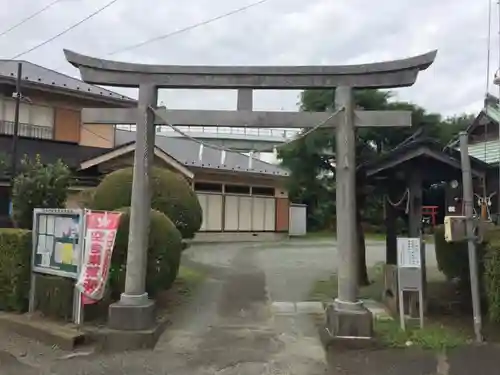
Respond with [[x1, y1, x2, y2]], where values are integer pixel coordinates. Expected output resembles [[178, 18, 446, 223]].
[[434, 225, 500, 322], [0, 229, 32, 312]]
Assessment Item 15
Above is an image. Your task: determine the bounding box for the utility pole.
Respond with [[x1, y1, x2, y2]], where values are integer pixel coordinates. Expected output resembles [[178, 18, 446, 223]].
[[459, 131, 483, 343], [9, 62, 22, 218]]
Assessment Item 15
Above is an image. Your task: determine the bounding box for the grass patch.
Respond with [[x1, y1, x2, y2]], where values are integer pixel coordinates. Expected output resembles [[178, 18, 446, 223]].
[[304, 231, 435, 244], [174, 266, 207, 297], [156, 266, 207, 311], [375, 319, 469, 350], [305, 231, 386, 241], [309, 265, 470, 350], [308, 262, 386, 302]]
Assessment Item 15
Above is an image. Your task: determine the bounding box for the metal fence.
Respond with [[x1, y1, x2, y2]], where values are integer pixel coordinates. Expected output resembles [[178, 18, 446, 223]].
[[116, 124, 301, 140], [0, 121, 53, 140]]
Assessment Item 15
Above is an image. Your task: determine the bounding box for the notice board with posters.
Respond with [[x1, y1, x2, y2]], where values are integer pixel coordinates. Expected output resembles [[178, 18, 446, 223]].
[[32, 208, 85, 279]]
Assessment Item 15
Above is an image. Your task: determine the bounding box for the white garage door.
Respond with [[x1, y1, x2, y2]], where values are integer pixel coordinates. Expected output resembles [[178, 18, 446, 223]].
[[223, 195, 276, 231], [197, 193, 223, 231]]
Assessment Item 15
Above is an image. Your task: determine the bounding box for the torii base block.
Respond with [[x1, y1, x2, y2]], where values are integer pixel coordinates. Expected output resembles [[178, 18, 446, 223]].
[[325, 303, 373, 339], [108, 300, 156, 331]]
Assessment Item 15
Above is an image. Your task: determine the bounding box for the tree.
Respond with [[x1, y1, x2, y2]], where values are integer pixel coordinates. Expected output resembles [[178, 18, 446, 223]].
[[280, 88, 450, 286], [12, 155, 71, 229]]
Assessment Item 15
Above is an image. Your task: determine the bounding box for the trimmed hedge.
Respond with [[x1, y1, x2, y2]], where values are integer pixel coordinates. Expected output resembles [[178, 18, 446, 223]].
[[90, 167, 202, 239], [484, 237, 500, 322], [0, 229, 32, 312], [434, 224, 500, 321], [434, 225, 478, 282], [109, 207, 183, 299]]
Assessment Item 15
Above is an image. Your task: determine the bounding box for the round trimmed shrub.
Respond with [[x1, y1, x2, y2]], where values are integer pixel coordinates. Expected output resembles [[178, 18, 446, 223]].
[[91, 167, 202, 238], [109, 207, 183, 298]]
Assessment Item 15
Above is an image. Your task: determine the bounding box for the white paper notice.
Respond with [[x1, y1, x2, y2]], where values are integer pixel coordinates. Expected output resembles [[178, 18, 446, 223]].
[[46, 216, 56, 236], [41, 253, 50, 267], [46, 236, 54, 257], [54, 242, 63, 264], [38, 215, 47, 233], [37, 235, 47, 254], [397, 237, 421, 268], [54, 217, 64, 237]]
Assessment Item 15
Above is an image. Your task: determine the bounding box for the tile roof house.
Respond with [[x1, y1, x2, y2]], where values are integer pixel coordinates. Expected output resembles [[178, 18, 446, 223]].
[[0, 59, 292, 237], [460, 94, 500, 218], [0, 60, 136, 105], [113, 129, 289, 177]]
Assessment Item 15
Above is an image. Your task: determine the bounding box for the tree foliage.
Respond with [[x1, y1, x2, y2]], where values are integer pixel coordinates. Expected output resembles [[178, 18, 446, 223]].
[[90, 167, 202, 238], [280, 88, 473, 231], [281, 89, 475, 286], [12, 155, 71, 229]]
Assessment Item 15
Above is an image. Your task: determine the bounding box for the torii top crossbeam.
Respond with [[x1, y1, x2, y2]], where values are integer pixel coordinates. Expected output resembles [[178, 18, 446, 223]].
[[64, 49, 437, 89]]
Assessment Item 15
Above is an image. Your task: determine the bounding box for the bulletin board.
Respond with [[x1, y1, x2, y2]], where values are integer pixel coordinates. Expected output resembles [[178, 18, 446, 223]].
[[32, 208, 85, 279]]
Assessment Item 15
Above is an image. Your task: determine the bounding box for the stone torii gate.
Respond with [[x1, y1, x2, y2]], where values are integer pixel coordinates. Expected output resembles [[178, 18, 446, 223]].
[[65, 49, 436, 337]]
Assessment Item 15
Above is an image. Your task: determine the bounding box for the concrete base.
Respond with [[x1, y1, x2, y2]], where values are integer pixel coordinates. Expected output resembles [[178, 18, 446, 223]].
[[84, 318, 169, 353], [192, 232, 287, 243], [108, 299, 155, 331], [325, 303, 373, 338], [0, 312, 84, 351]]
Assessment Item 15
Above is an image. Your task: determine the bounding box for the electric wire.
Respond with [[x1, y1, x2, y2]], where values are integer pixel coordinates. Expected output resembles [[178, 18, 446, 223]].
[[0, 0, 63, 39], [106, 0, 273, 57], [148, 105, 345, 154], [6, 0, 121, 61]]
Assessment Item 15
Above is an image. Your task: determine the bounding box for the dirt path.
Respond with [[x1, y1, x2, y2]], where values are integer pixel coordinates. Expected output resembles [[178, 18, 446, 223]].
[[1, 243, 328, 374]]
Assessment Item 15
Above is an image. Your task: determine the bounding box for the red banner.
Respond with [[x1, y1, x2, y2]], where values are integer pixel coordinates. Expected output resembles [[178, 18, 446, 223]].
[[76, 211, 122, 305]]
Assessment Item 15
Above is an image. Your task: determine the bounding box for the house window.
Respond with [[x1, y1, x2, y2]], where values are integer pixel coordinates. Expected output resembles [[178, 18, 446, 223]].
[[194, 182, 223, 192], [252, 186, 275, 196], [225, 184, 251, 195]]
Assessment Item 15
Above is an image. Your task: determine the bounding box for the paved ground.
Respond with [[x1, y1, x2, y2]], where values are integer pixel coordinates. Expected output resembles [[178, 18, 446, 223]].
[[5, 238, 499, 375], [0, 239, 334, 374]]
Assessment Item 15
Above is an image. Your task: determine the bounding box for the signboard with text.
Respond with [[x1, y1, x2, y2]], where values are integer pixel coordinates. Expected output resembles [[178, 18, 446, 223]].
[[32, 208, 85, 279], [76, 211, 122, 305]]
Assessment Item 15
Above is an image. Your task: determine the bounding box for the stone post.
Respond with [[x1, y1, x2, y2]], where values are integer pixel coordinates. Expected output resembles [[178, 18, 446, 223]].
[[325, 86, 373, 339], [108, 84, 158, 330], [237, 88, 253, 110], [334, 86, 358, 307]]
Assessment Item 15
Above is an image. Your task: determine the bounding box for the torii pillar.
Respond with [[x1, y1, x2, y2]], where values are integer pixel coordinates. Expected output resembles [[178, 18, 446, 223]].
[[65, 49, 436, 336]]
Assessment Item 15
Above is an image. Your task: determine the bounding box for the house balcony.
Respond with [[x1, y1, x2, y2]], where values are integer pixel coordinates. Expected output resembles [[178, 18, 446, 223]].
[[0, 120, 53, 140]]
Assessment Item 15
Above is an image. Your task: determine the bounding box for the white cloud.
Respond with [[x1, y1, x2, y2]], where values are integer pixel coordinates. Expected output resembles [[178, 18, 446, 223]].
[[0, 0, 496, 117]]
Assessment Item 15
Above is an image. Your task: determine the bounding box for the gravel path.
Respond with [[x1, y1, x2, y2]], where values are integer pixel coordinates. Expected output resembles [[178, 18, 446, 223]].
[[1, 240, 338, 374], [0, 239, 438, 374]]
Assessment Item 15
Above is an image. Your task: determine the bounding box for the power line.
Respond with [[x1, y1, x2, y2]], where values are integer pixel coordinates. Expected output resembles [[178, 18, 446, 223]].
[[149, 105, 344, 154], [107, 0, 273, 57], [8, 0, 121, 61], [0, 0, 63, 39], [84, 106, 344, 161], [486, 0, 493, 96]]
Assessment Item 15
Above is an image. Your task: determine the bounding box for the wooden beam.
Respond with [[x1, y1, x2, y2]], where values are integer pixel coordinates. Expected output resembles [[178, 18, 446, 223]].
[[65, 49, 437, 89], [81, 107, 412, 129]]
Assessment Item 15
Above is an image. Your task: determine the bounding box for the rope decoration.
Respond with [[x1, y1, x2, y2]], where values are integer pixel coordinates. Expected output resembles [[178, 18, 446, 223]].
[[474, 191, 497, 221], [148, 105, 345, 157], [385, 188, 410, 214]]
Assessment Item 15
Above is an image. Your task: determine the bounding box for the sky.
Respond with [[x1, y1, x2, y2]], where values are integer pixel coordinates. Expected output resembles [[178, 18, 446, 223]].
[[0, 0, 497, 118]]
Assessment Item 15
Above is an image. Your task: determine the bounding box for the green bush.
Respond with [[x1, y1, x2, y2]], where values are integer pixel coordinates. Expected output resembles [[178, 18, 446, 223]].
[[12, 155, 70, 229], [90, 167, 202, 238], [109, 207, 183, 299], [483, 229, 500, 322], [0, 229, 32, 312], [434, 225, 473, 281], [33, 274, 73, 321], [435, 225, 500, 317]]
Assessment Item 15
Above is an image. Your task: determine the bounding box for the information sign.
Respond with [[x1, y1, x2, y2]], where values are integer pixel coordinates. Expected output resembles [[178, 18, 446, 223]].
[[32, 208, 85, 279]]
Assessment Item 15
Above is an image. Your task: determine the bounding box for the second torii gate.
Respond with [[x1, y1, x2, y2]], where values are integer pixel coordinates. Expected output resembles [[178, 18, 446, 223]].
[[65, 49, 437, 337]]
